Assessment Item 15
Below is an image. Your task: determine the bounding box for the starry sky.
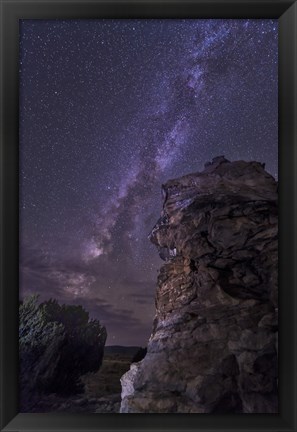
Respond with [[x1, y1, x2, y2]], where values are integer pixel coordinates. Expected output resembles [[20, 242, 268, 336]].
[[19, 19, 278, 346]]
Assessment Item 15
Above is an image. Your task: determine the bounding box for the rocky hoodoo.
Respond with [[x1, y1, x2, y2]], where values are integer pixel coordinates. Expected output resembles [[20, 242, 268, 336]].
[[120, 156, 278, 413]]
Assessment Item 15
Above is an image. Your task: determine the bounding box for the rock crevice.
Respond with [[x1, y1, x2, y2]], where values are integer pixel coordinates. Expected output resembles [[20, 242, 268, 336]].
[[120, 157, 278, 413]]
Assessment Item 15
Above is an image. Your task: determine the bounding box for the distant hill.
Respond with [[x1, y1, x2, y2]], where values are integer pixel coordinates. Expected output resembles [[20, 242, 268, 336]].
[[104, 345, 142, 358]]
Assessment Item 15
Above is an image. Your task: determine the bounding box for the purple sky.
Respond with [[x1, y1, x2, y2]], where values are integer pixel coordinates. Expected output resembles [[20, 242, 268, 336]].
[[19, 19, 278, 345]]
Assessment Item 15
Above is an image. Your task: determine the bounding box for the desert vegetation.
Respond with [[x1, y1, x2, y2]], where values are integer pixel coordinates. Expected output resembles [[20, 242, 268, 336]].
[[19, 295, 107, 411]]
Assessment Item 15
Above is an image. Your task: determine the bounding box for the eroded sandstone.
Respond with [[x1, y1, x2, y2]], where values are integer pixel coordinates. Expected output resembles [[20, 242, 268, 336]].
[[120, 156, 278, 413]]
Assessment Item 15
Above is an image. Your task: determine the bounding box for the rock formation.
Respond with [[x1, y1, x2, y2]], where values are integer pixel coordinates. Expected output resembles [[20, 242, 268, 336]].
[[120, 156, 278, 413]]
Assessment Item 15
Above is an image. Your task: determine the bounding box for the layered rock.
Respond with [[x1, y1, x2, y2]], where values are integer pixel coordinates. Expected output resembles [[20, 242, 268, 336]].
[[120, 156, 278, 413]]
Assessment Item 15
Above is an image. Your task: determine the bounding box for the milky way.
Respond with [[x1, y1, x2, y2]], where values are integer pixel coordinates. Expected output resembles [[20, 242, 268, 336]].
[[19, 19, 278, 345]]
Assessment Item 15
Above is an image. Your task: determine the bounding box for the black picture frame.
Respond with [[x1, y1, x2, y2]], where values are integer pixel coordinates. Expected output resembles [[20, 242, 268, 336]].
[[0, 0, 296, 431]]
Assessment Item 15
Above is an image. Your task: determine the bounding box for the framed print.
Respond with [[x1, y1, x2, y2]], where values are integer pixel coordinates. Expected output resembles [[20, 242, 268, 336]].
[[0, 0, 296, 431]]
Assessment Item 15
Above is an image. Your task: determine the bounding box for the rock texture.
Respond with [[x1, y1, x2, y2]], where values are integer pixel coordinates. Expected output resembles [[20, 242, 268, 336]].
[[120, 156, 278, 413]]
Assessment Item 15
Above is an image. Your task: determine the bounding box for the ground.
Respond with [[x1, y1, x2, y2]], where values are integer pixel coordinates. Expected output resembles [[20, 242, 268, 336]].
[[29, 348, 138, 413]]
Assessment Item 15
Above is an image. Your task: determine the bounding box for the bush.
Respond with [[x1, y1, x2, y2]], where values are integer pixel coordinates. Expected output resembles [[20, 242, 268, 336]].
[[19, 295, 107, 409], [131, 347, 147, 363]]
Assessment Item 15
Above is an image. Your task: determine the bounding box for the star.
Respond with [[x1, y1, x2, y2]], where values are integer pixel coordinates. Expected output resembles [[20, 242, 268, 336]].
[[19, 18, 278, 346]]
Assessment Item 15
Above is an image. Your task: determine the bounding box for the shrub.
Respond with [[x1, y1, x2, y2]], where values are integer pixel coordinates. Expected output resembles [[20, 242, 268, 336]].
[[131, 347, 147, 363], [19, 295, 107, 409]]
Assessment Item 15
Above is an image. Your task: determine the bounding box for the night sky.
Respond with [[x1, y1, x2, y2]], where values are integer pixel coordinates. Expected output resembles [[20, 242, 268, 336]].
[[19, 19, 278, 346]]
